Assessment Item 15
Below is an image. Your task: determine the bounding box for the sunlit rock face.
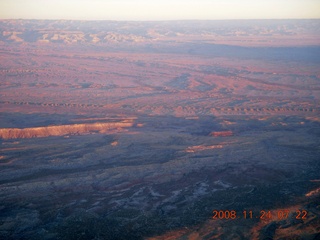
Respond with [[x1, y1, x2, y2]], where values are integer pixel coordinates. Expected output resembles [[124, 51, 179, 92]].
[[0, 122, 134, 139]]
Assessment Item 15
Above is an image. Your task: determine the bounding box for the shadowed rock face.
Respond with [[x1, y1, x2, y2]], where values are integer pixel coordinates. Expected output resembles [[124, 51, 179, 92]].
[[0, 121, 133, 139]]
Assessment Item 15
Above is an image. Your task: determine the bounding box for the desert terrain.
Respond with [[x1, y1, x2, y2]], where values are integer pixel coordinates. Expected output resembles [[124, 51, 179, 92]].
[[0, 19, 319, 239]]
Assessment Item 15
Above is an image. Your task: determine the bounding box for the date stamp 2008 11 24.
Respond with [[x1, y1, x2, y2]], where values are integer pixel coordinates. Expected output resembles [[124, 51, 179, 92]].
[[212, 209, 308, 221]]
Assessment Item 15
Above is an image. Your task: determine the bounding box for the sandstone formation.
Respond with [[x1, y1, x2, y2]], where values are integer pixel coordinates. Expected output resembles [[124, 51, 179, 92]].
[[0, 122, 133, 139], [210, 131, 233, 137]]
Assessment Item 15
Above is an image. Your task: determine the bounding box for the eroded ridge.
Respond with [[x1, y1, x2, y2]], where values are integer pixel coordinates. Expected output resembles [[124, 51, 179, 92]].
[[0, 121, 134, 139]]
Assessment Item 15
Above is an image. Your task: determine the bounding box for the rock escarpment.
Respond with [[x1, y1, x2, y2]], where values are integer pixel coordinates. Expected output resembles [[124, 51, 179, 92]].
[[0, 122, 133, 139]]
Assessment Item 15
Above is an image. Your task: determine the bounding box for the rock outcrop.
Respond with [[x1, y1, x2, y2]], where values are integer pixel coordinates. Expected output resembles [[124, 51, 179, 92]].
[[185, 145, 223, 153], [210, 131, 233, 137], [0, 122, 133, 139]]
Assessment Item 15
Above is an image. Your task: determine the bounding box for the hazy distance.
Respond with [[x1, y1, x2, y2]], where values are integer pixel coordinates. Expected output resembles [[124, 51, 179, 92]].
[[1, 0, 320, 21]]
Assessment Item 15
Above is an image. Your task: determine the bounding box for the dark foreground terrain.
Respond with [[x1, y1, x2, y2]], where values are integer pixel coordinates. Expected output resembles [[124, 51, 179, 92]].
[[0, 20, 319, 239]]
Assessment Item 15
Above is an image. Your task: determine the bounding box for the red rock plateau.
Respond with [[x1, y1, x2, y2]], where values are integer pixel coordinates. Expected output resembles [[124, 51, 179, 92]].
[[0, 20, 319, 240], [0, 20, 319, 118]]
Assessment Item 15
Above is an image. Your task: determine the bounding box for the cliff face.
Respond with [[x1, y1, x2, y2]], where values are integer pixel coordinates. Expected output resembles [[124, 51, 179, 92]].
[[0, 122, 133, 139]]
